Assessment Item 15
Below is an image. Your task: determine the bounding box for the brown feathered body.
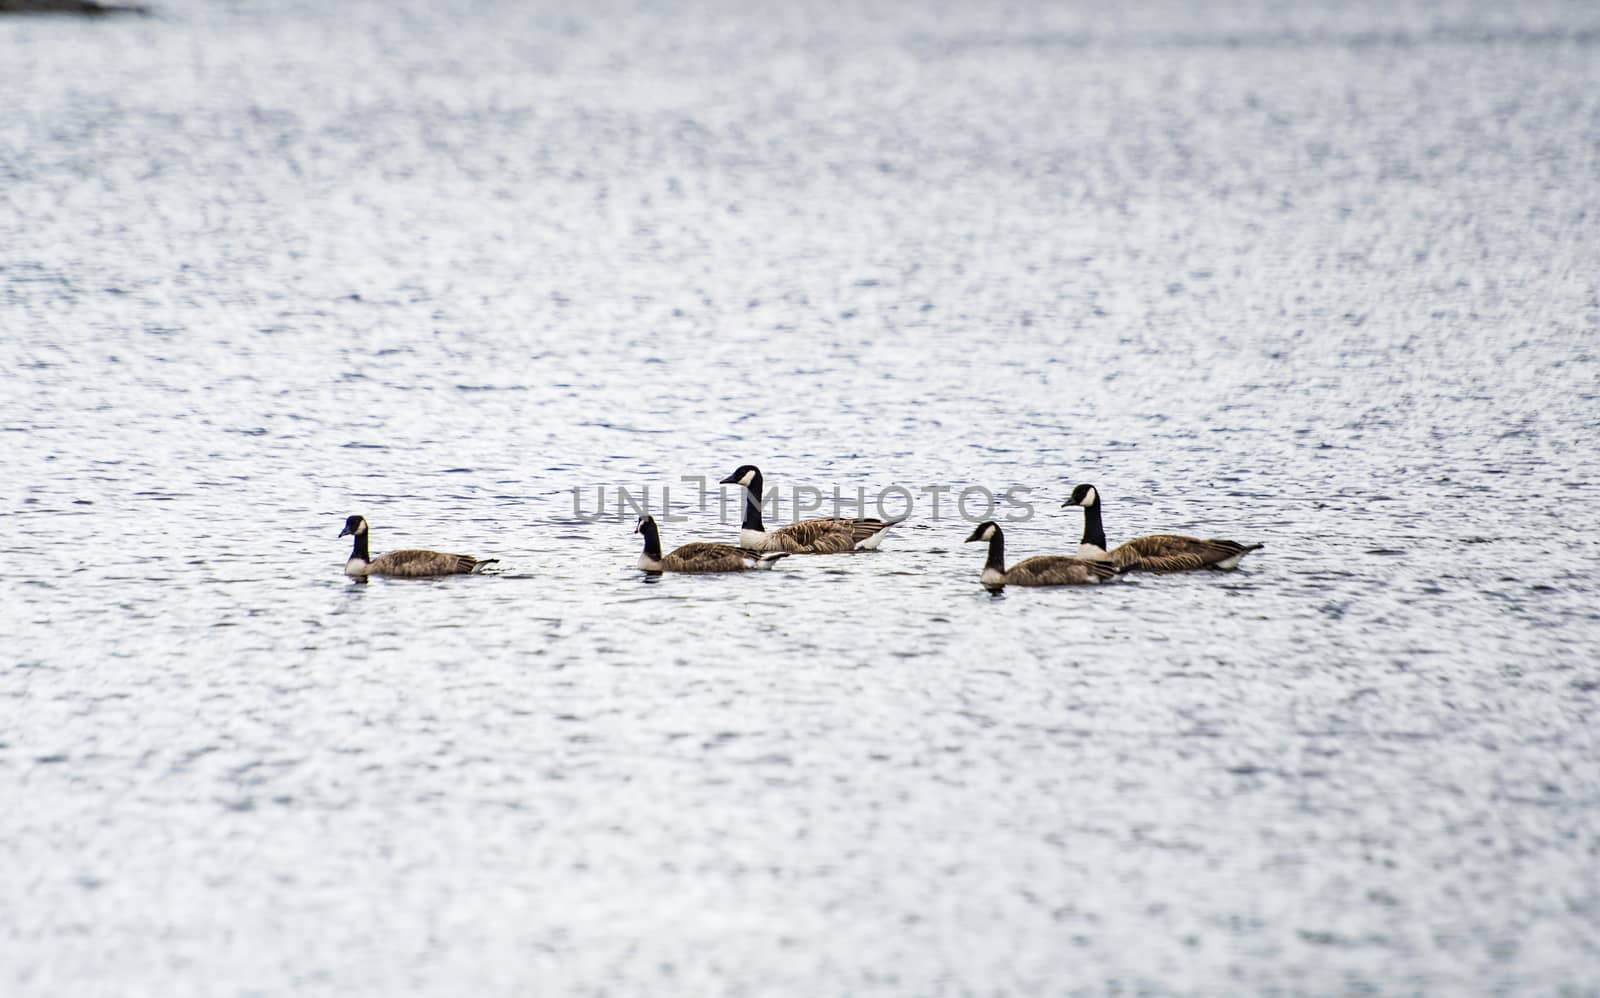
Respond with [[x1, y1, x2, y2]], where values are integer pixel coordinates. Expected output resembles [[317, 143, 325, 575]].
[[994, 554, 1120, 587], [741, 517, 900, 554], [356, 549, 493, 578], [656, 542, 783, 573], [1099, 535, 1264, 573]]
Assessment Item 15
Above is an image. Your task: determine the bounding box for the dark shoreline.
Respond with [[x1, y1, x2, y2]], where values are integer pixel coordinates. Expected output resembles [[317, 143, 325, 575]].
[[0, 0, 149, 14]]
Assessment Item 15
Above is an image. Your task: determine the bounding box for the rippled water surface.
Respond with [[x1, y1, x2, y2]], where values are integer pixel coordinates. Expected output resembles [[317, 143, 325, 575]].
[[5, 0, 1599, 993]]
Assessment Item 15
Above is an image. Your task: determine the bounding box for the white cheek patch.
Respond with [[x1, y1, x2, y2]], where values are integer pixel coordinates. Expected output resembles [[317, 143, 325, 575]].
[[739, 470, 756, 487], [1083, 488, 1097, 507]]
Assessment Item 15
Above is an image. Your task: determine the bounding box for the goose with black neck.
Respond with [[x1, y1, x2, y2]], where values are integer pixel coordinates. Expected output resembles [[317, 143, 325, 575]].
[[635, 515, 788, 573], [338, 515, 498, 578], [719, 464, 904, 554], [1062, 484, 1263, 572], [964, 521, 1121, 587]]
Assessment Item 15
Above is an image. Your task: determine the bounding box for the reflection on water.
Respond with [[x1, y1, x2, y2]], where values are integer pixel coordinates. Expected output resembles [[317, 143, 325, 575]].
[[4, 0, 1599, 993]]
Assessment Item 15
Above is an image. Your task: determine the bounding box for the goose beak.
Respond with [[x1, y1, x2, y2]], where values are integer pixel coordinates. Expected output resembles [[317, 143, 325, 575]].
[[338, 525, 352, 538], [718, 473, 738, 485], [1060, 499, 1076, 508], [963, 526, 986, 543]]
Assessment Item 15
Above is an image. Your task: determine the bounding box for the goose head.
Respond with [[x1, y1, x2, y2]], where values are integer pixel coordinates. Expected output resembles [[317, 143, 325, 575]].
[[719, 465, 762, 490], [339, 515, 368, 538], [964, 521, 1001, 543], [1062, 484, 1099, 509], [635, 515, 656, 535]]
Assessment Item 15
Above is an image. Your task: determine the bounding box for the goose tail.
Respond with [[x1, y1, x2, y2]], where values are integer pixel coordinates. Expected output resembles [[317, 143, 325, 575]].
[[1209, 543, 1262, 571], [853, 515, 906, 551]]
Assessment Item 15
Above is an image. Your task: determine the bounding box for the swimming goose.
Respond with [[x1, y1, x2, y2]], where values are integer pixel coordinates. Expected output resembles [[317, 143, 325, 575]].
[[964, 521, 1120, 587], [636, 515, 788, 573], [338, 515, 498, 578], [719, 464, 904, 553], [1062, 484, 1262, 572]]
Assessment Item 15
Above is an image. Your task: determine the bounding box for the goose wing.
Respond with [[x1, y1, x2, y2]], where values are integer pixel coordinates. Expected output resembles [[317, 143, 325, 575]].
[[768, 518, 855, 553], [841, 517, 899, 544], [770, 517, 898, 553], [1003, 555, 1118, 586], [663, 542, 765, 573], [1113, 534, 1261, 573], [369, 548, 490, 577]]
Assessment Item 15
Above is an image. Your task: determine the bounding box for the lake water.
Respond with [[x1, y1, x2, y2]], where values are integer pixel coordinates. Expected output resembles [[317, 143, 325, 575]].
[[4, 0, 1599, 993]]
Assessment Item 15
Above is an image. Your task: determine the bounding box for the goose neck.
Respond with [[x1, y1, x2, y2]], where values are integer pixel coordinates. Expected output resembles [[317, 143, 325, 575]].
[[1080, 501, 1108, 551], [739, 477, 766, 532], [639, 521, 663, 561], [985, 530, 1006, 574]]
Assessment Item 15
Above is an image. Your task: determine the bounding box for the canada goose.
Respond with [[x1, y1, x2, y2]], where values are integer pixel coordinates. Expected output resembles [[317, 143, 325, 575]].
[[1062, 484, 1263, 572], [964, 521, 1120, 587], [635, 515, 788, 573], [718, 464, 904, 553], [338, 515, 498, 578]]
